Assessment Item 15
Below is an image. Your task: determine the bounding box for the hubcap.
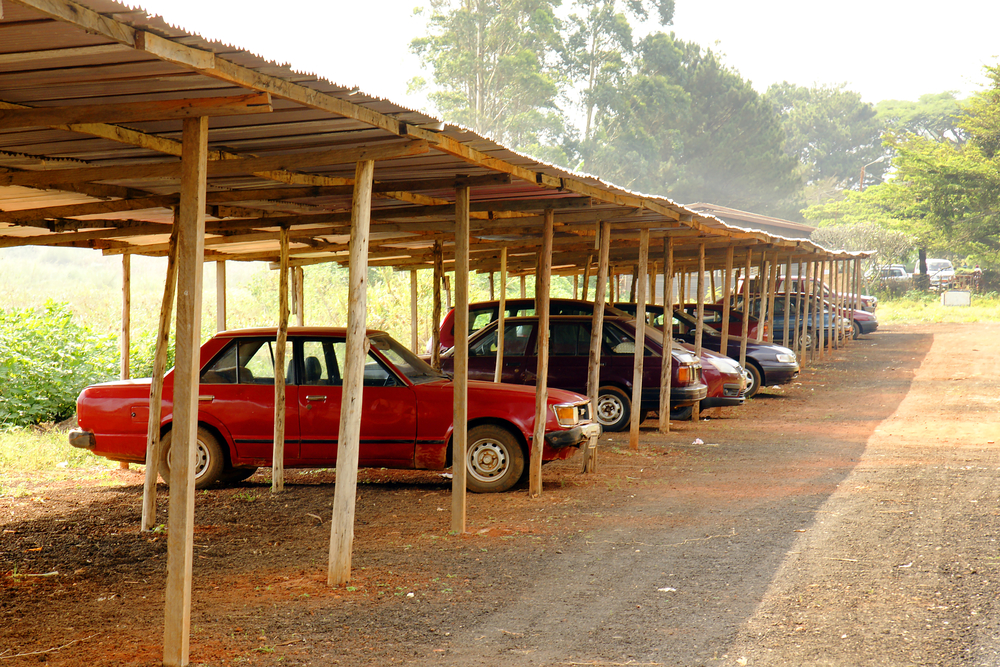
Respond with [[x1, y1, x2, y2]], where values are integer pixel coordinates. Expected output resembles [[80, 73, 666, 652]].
[[167, 438, 210, 480], [596, 394, 623, 425], [467, 438, 508, 482]]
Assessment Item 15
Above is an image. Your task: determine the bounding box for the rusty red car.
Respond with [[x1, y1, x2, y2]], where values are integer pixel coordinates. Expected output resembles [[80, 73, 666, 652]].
[[69, 327, 600, 493]]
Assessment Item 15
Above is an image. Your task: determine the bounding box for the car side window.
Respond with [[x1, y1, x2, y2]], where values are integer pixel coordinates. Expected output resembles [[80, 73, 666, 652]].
[[330, 341, 399, 387], [301, 340, 333, 385], [549, 322, 589, 356], [469, 307, 496, 334], [200, 339, 290, 385], [602, 324, 654, 356], [200, 344, 238, 384], [504, 323, 534, 356]]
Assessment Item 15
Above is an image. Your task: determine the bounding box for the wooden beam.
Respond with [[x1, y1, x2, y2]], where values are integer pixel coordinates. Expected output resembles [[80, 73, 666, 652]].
[[327, 159, 375, 586], [272, 228, 290, 493], [529, 210, 553, 498], [141, 224, 178, 532], [0, 140, 429, 188], [0, 92, 273, 129], [451, 185, 470, 534], [629, 229, 649, 450], [163, 115, 208, 667]]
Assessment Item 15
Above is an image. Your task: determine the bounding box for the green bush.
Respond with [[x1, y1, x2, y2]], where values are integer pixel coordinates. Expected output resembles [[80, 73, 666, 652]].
[[0, 301, 119, 427]]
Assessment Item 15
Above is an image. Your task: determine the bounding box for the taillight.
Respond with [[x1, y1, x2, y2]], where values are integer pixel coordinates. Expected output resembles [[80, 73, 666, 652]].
[[677, 365, 691, 385], [763, 322, 769, 342]]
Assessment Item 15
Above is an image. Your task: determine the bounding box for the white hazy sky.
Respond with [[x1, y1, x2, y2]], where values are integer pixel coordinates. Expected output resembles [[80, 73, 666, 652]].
[[135, 0, 999, 111]]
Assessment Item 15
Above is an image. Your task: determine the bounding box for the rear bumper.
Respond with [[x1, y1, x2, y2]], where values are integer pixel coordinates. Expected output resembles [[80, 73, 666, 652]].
[[68, 429, 95, 450], [664, 383, 709, 408]]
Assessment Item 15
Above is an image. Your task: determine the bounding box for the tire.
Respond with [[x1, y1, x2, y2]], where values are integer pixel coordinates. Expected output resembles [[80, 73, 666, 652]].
[[220, 466, 259, 485], [158, 426, 226, 490], [595, 386, 631, 432], [465, 424, 525, 493], [670, 405, 693, 421], [745, 362, 763, 398], [852, 321, 861, 340]]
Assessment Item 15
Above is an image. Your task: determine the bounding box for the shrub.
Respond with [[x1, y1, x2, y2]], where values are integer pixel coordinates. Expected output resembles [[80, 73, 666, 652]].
[[0, 301, 119, 427]]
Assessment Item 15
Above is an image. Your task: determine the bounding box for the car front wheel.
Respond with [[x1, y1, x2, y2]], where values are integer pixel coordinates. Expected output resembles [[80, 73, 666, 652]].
[[596, 386, 631, 432], [745, 362, 763, 398], [158, 426, 226, 490], [465, 425, 525, 493]]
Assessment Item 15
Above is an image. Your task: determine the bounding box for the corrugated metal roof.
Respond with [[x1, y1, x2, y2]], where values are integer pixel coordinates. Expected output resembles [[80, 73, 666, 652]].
[[0, 0, 868, 272]]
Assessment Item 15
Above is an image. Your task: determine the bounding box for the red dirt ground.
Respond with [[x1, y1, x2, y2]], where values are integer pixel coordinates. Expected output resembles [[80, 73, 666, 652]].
[[3, 322, 1000, 666]]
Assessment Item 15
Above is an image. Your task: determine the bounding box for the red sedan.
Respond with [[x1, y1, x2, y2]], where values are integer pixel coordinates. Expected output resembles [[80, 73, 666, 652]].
[[69, 327, 600, 493]]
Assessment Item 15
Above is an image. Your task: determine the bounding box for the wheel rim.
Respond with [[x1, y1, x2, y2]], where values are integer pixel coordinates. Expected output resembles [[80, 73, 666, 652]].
[[167, 437, 211, 481], [467, 437, 509, 483], [596, 393, 624, 426], [745, 369, 757, 395]]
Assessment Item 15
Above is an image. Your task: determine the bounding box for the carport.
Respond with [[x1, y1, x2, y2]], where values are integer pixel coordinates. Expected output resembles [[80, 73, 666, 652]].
[[0, 1, 868, 664]]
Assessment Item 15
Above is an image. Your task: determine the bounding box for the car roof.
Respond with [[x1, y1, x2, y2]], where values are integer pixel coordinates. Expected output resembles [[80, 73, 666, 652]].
[[214, 326, 388, 338]]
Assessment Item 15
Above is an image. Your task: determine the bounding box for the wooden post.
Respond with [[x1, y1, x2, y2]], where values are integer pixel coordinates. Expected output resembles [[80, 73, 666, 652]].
[[582, 255, 592, 301], [756, 255, 769, 344], [520, 274, 526, 298], [451, 185, 471, 533], [410, 269, 419, 353], [431, 241, 443, 370], [121, 254, 131, 382], [629, 229, 650, 449], [163, 116, 208, 667], [679, 271, 686, 309], [141, 224, 178, 532], [692, 245, 706, 422], [573, 274, 578, 300], [328, 159, 375, 586], [585, 222, 610, 469], [739, 250, 752, 374], [720, 246, 733, 353], [529, 210, 553, 498], [271, 227, 290, 494], [783, 258, 792, 348], [293, 266, 305, 327], [658, 237, 674, 434], [813, 261, 822, 358], [709, 269, 717, 305], [766, 253, 778, 344], [494, 247, 508, 384], [215, 261, 226, 332], [800, 261, 813, 364], [489, 272, 495, 301]]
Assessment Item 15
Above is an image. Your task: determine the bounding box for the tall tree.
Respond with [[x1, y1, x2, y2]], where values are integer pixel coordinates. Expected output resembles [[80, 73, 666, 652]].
[[765, 83, 885, 190], [562, 0, 675, 141], [410, 0, 565, 151], [877, 92, 967, 145]]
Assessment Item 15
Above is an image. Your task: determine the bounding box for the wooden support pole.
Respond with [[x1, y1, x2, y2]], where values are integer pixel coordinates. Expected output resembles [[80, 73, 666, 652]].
[[629, 229, 650, 449], [813, 261, 822, 358], [529, 210, 554, 498], [629, 264, 639, 303], [658, 236, 674, 434], [783, 258, 792, 348], [739, 250, 752, 376], [271, 227, 290, 494], [215, 261, 226, 332], [328, 159, 375, 586], [520, 275, 526, 298], [582, 255, 592, 301], [766, 253, 778, 344], [588, 222, 610, 428], [573, 274, 578, 300], [720, 246, 733, 354], [294, 266, 305, 327], [451, 185, 471, 534], [494, 247, 508, 384], [121, 254, 131, 381], [800, 261, 813, 364], [163, 115, 208, 667], [431, 242, 443, 370], [756, 256, 769, 344], [410, 269, 419, 353], [693, 244, 706, 422], [141, 224, 178, 532]]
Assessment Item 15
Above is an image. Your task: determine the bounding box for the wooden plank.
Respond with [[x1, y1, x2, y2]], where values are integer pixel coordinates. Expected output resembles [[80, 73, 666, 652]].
[[0, 140, 429, 188], [327, 159, 375, 586], [451, 185, 470, 533], [0, 93, 273, 129], [163, 115, 208, 667], [272, 228, 290, 493], [494, 247, 507, 384], [657, 236, 674, 434], [216, 261, 226, 332], [410, 270, 419, 353], [529, 210, 553, 498], [629, 229, 649, 450], [141, 224, 178, 532]]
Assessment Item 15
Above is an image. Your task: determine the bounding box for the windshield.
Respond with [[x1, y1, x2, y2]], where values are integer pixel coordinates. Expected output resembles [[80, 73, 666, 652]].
[[927, 260, 953, 272], [370, 334, 447, 385]]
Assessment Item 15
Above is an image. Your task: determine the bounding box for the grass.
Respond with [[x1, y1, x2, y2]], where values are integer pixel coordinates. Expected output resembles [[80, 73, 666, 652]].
[[0, 427, 118, 493], [875, 291, 1000, 324]]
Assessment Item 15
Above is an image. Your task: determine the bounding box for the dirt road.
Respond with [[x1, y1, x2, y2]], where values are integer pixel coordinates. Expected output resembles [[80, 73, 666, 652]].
[[2, 322, 999, 666]]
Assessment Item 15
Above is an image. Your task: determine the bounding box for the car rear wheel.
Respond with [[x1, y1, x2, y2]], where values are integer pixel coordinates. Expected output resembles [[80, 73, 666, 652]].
[[158, 426, 226, 490], [745, 362, 763, 398], [465, 425, 525, 493], [596, 386, 631, 432], [670, 405, 693, 421]]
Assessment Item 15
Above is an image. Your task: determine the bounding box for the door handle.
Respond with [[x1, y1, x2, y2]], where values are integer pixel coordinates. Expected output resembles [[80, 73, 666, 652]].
[[198, 395, 214, 402], [306, 395, 327, 402]]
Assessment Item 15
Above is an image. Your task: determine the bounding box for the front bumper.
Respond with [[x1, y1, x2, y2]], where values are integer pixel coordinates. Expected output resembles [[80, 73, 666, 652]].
[[68, 428, 95, 450], [545, 421, 601, 449], [857, 320, 879, 335], [760, 362, 800, 386]]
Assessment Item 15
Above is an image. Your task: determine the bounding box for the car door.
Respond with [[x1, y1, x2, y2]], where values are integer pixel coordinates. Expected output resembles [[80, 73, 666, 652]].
[[296, 337, 417, 467], [465, 320, 537, 384], [198, 337, 299, 462]]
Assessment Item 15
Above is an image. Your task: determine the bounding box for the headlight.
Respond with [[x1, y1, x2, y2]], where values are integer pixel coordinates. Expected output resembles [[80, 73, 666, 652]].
[[677, 362, 699, 385], [552, 402, 581, 427], [706, 356, 739, 374], [776, 353, 796, 364]]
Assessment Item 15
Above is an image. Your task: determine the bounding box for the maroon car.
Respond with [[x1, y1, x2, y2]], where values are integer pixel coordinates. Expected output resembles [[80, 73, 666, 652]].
[[69, 327, 600, 493], [440, 315, 724, 431]]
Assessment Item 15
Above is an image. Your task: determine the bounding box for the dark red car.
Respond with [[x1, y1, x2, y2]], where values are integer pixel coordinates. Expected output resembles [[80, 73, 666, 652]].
[[69, 327, 600, 493], [440, 315, 723, 431]]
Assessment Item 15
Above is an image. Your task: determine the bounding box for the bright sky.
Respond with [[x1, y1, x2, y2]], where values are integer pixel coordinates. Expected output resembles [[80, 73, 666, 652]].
[[134, 0, 999, 112]]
